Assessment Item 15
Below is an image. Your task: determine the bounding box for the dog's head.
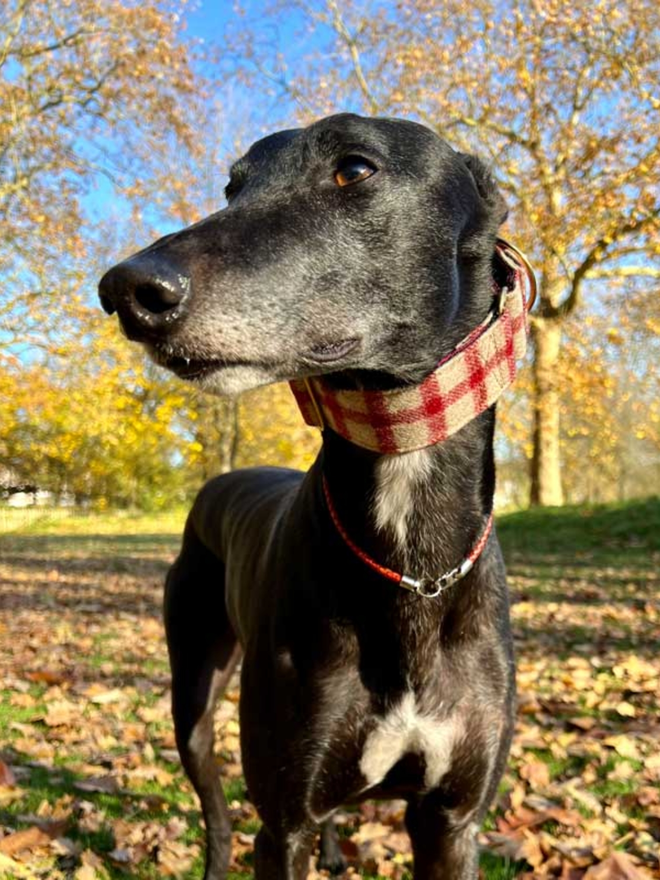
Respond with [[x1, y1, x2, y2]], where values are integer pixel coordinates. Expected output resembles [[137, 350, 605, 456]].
[[99, 113, 508, 394]]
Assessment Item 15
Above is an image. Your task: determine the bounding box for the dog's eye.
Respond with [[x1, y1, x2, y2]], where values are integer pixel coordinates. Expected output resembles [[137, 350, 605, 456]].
[[334, 157, 377, 187]]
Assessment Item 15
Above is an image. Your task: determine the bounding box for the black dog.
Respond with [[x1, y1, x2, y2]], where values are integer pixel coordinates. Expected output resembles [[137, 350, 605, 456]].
[[99, 114, 525, 879]]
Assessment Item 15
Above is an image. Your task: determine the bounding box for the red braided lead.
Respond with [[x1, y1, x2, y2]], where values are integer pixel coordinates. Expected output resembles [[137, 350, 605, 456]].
[[322, 475, 494, 598], [468, 512, 494, 563], [322, 475, 401, 584]]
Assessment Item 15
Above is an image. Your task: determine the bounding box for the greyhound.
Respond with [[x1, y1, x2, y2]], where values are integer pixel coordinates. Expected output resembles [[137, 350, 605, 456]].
[[98, 113, 534, 880]]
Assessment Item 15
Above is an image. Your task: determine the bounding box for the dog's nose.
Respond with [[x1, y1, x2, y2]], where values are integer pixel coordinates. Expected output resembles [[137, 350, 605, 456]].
[[98, 254, 191, 338]]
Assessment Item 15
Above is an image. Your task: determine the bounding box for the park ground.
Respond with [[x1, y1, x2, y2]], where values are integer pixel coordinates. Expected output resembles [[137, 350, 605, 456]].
[[0, 498, 658, 879]]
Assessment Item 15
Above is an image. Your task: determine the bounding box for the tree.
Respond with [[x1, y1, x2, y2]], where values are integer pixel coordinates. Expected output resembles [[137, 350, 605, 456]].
[[228, 0, 660, 505], [0, 0, 202, 352]]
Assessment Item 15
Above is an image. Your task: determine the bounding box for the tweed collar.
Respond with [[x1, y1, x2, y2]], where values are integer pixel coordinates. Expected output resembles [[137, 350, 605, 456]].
[[289, 239, 535, 454]]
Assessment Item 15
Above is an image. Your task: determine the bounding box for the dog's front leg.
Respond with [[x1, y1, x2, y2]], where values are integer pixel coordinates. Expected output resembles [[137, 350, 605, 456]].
[[405, 797, 480, 880], [254, 824, 317, 880], [164, 531, 241, 880]]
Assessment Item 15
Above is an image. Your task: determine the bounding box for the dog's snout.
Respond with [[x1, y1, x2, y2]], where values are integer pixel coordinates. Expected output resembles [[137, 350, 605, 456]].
[[98, 254, 191, 338]]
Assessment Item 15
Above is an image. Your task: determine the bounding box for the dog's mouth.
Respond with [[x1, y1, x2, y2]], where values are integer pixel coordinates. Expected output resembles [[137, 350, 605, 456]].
[[149, 335, 361, 381], [305, 337, 361, 364], [149, 349, 261, 380], [163, 356, 227, 380]]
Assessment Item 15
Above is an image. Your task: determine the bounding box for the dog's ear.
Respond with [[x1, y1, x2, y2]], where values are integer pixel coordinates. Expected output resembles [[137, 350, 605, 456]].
[[460, 153, 508, 226]]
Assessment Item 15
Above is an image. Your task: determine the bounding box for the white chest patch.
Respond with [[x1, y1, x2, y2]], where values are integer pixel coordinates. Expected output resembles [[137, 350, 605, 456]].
[[359, 692, 463, 790], [373, 449, 432, 549]]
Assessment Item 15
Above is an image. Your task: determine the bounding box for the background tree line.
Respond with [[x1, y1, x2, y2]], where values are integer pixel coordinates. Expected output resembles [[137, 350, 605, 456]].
[[1, 0, 658, 510]]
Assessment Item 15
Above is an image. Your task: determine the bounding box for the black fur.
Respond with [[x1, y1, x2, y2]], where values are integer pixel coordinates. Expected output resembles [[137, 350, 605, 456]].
[[99, 113, 516, 880]]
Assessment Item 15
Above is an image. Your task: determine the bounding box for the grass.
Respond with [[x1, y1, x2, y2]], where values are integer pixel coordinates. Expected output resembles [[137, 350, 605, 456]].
[[0, 505, 188, 536], [0, 496, 658, 878], [498, 494, 660, 556]]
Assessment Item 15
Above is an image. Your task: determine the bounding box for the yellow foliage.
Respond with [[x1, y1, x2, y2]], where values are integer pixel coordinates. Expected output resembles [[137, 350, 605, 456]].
[[236, 384, 320, 472]]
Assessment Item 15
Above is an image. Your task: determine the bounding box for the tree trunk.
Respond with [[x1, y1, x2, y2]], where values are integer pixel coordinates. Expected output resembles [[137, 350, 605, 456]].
[[530, 318, 564, 506], [217, 398, 239, 474]]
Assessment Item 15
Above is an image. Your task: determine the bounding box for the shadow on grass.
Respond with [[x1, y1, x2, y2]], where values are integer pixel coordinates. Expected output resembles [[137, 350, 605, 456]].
[[512, 620, 659, 659], [0, 550, 171, 575], [0, 532, 181, 550], [0, 533, 180, 618], [0, 532, 180, 571]]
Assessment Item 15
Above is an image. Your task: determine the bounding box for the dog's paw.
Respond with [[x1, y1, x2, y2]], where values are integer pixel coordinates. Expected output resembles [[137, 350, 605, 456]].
[[317, 848, 347, 875]]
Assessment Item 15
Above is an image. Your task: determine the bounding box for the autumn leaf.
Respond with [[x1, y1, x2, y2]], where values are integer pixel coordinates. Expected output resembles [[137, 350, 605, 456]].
[[519, 757, 551, 790], [583, 851, 650, 879]]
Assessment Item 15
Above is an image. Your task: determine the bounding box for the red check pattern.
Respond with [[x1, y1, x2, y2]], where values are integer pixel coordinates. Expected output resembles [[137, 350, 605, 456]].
[[290, 244, 531, 454]]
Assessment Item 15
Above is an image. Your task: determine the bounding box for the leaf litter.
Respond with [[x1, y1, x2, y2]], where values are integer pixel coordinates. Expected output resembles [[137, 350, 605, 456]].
[[0, 516, 658, 878]]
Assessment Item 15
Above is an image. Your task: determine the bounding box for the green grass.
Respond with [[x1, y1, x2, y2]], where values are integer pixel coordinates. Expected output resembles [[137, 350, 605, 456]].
[[1, 495, 657, 878], [498, 494, 660, 556], [0, 505, 187, 536], [0, 692, 46, 737], [480, 852, 525, 879]]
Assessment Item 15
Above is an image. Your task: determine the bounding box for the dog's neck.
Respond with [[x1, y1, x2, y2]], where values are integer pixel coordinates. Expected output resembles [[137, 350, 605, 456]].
[[297, 243, 535, 580], [319, 413, 495, 582]]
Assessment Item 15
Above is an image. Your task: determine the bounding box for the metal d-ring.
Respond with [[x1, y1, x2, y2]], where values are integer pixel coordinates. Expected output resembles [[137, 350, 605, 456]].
[[496, 237, 538, 312]]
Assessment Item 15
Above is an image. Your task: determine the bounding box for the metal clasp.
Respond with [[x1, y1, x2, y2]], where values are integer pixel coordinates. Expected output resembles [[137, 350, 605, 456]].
[[400, 558, 474, 599], [417, 574, 452, 599]]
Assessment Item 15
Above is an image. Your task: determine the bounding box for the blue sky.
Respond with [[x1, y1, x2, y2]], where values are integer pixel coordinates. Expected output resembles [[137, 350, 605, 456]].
[[186, 0, 233, 37], [85, 1, 343, 238]]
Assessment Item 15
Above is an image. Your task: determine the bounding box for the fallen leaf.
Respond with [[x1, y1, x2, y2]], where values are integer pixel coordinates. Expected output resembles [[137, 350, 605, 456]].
[[108, 847, 132, 865], [73, 775, 120, 795], [88, 688, 127, 705], [0, 760, 16, 787], [0, 825, 52, 856], [615, 701, 637, 718], [583, 851, 647, 879], [519, 758, 551, 789], [24, 670, 69, 685], [518, 832, 544, 867], [603, 736, 641, 760], [0, 852, 33, 877], [43, 700, 78, 727]]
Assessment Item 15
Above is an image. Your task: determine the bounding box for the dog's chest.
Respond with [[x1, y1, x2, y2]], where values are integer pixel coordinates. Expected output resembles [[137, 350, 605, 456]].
[[306, 682, 464, 820], [359, 691, 463, 790]]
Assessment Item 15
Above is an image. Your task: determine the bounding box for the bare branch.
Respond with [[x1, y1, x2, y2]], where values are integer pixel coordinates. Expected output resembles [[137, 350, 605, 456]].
[[243, 54, 319, 115], [10, 27, 98, 60], [547, 206, 660, 319], [325, 0, 380, 115], [585, 266, 660, 280], [0, 0, 32, 70]]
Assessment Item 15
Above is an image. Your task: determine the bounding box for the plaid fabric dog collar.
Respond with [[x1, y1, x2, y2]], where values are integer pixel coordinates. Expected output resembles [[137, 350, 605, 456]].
[[289, 239, 535, 454]]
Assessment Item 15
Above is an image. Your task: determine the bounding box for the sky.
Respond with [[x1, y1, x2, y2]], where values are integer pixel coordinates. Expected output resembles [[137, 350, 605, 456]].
[[84, 0, 348, 244], [186, 1, 245, 41]]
